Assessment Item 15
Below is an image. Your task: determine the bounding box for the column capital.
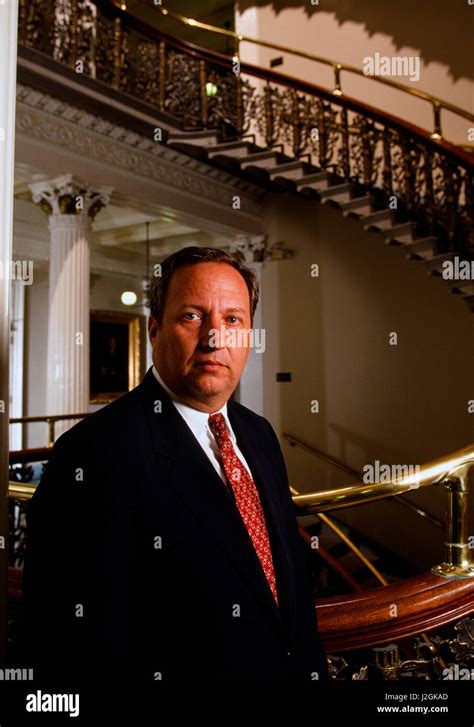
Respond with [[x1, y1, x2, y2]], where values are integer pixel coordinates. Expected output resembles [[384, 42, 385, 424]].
[[229, 235, 294, 263], [229, 234, 267, 263], [29, 174, 112, 219]]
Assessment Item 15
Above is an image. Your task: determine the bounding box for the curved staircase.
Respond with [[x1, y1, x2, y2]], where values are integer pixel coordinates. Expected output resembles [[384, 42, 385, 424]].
[[167, 129, 474, 313], [16, 0, 474, 314]]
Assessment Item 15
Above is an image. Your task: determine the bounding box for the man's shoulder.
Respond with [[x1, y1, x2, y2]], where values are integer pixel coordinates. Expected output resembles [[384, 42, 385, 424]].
[[228, 398, 263, 421], [228, 399, 276, 439], [54, 382, 145, 450]]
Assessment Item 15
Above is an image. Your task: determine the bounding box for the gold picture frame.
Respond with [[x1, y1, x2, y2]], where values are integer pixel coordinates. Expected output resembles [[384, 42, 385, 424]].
[[90, 310, 141, 404]]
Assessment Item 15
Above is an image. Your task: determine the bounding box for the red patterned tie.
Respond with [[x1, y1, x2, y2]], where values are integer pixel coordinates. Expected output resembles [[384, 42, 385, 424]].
[[208, 413, 279, 607]]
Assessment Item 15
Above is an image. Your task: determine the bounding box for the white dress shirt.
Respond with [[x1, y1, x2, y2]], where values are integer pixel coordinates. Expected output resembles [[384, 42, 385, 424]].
[[152, 366, 253, 486]]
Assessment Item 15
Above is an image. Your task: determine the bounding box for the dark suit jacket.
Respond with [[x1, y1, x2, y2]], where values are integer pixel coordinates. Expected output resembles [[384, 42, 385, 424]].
[[23, 367, 328, 689]]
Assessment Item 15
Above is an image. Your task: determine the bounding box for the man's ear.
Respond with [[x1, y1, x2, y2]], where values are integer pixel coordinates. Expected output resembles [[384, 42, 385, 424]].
[[148, 315, 158, 344]]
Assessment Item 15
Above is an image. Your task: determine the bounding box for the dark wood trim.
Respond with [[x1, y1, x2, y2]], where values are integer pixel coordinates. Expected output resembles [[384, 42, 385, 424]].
[[7, 567, 23, 601], [316, 570, 474, 652], [9, 447, 51, 465]]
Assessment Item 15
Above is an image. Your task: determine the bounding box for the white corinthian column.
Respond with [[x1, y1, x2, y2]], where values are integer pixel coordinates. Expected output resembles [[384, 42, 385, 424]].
[[29, 175, 112, 438]]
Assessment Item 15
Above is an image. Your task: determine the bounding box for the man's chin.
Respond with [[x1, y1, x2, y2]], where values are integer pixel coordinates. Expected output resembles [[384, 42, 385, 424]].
[[188, 370, 230, 397]]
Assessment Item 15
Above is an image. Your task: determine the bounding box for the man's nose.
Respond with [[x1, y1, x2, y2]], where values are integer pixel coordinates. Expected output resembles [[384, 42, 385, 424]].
[[199, 314, 225, 350]]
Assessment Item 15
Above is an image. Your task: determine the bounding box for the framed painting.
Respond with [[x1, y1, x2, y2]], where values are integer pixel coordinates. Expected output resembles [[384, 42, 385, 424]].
[[90, 310, 141, 404]]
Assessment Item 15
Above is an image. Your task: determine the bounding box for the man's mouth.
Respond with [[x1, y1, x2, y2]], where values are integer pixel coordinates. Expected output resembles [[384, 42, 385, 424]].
[[194, 360, 227, 368]]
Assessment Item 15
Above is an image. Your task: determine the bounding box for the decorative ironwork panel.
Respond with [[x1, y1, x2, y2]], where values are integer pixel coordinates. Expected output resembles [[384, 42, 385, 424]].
[[19, 0, 56, 55], [329, 617, 474, 681], [95, 11, 118, 86], [206, 67, 238, 133], [133, 40, 161, 107], [164, 51, 203, 128]]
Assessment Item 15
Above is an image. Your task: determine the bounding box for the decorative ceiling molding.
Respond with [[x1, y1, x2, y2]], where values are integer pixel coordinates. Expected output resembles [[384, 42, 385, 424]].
[[15, 83, 265, 221]]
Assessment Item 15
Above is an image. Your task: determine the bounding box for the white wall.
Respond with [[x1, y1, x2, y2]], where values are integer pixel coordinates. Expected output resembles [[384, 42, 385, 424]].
[[236, 1, 473, 143], [260, 191, 474, 570]]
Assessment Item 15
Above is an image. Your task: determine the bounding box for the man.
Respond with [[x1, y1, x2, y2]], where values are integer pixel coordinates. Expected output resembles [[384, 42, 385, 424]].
[[23, 246, 329, 691]]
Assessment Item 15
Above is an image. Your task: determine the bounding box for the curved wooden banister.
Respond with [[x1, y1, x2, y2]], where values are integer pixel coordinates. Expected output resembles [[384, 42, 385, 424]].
[[316, 571, 474, 652], [7, 567, 23, 601], [9, 447, 51, 465], [94, 0, 473, 167]]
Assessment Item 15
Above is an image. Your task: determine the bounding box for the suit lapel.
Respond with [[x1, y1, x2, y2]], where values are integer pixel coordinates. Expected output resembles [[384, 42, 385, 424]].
[[137, 369, 285, 635]]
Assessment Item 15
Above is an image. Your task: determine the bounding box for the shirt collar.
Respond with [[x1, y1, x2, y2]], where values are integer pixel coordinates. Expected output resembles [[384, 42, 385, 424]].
[[152, 365, 234, 437]]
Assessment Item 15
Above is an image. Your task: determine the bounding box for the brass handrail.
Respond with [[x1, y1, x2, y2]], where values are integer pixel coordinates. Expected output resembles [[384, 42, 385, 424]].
[[10, 412, 90, 447], [318, 512, 387, 586], [290, 443, 473, 508], [288, 442, 474, 579], [8, 476, 390, 590], [8, 481, 36, 502], [9, 436, 474, 583], [298, 504, 389, 587], [283, 432, 443, 529], [7, 477, 391, 598], [153, 5, 474, 139]]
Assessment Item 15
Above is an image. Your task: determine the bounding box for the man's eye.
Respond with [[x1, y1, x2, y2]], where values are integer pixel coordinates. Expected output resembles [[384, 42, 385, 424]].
[[227, 316, 241, 324], [183, 312, 200, 321]]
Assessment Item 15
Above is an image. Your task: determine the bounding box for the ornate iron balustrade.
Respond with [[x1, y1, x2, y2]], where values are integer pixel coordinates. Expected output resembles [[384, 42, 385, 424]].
[[17, 0, 474, 255], [18, 0, 474, 255], [329, 617, 474, 681], [155, 5, 474, 144]]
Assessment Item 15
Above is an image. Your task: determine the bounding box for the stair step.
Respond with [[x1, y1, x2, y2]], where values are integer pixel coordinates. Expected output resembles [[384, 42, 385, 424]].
[[167, 129, 221, 148], [207, 140, 258, 159], [362, 209, 395, 231], [268, 160, 316, 181], [296, 172, 331, 192], [463, 295, 474, 312], [423, 252, 455, 275], [448, 279, 474, 296], [385, 222, 417, 245], [240, 150, 287, 170], [404, 236, 438, 260], [318, 182, 353, 204], [340, 195, 374, 218]]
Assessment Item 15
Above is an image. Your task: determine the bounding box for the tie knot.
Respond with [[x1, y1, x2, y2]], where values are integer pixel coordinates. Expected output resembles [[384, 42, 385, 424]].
[[208, 412, 227, 440]]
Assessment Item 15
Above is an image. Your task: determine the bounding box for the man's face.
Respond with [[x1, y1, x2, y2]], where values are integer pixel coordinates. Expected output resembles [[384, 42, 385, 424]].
[[148, 262, 252, 412]]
